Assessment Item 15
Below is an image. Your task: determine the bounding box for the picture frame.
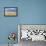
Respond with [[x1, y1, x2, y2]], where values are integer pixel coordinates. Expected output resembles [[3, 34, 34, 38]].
[[4, 7, 18, 17]]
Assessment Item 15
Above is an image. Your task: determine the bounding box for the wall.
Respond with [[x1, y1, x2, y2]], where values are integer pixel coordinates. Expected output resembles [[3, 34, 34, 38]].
[[0, 0, 46, 44], [20, 0, 46, 24]]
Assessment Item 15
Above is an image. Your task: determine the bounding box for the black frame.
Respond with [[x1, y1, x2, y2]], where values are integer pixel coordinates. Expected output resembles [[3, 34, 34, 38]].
[[4, 7, 18, 17]]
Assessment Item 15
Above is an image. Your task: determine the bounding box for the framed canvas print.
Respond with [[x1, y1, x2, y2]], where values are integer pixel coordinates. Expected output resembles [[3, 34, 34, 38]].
[[4, 7, 18, 16]]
